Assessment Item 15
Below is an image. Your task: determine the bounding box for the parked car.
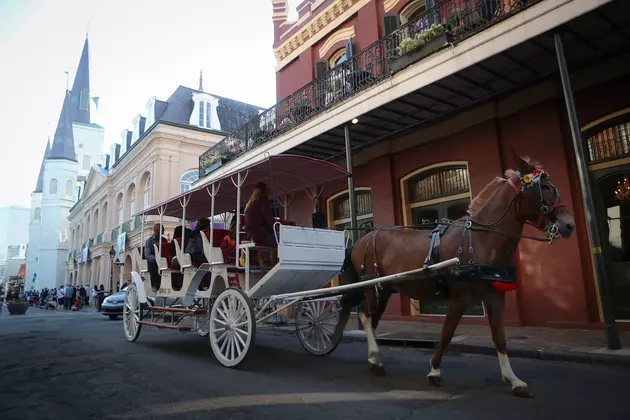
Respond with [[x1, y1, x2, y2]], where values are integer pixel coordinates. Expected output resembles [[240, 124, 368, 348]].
[[102, 284, 182, 320]]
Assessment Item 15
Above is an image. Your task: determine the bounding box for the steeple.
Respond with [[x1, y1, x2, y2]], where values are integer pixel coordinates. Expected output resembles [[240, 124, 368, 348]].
[[49, 37, 91, 161], [33, 139, 51, 193], [199, 69, 203, 92]]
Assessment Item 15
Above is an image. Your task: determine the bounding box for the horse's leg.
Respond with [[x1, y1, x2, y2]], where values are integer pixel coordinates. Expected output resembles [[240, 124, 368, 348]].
[[360, 288, 387, 376], [427, 294, 469, 387], [483, 292, 533, 398]]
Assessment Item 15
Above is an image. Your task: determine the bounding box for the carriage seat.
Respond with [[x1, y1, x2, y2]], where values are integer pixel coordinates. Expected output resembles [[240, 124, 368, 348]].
[[153, 243, 173, 271], [173, 237, 192, 269]]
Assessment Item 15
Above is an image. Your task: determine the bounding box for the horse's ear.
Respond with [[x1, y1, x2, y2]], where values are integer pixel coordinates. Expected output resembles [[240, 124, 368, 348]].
[[511, 150, 533, 174]]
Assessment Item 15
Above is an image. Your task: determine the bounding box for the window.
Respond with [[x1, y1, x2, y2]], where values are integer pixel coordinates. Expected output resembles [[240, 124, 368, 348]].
[[129, 190, 136, 217], [117, 193, 124, 224], [180, 170, 200, 193], [401, 163, 483, 316], [586, 118, 630, 164], [80, 89, 89, 111], [50, 178, 58, 194], [34, 208, 41, 222], [66, 180, 73, 197], [198, 101, 211, 129], [327, 188, 373, 238], [83, 155, 91, 170], [144, 175, 151, 209]]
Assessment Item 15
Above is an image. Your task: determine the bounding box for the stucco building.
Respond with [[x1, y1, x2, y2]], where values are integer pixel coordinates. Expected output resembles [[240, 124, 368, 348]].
[[197, 0, 630, 329], [67, 82, 265, 291]]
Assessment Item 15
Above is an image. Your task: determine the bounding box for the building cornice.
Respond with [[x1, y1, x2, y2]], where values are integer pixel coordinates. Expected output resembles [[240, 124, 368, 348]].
[[274, 0, 370, 71]]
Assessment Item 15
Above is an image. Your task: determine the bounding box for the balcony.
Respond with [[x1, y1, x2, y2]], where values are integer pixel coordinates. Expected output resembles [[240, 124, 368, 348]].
[[111, 226, 120, 240], [199, 0, 543, 177], [95, 232, 104, 245]]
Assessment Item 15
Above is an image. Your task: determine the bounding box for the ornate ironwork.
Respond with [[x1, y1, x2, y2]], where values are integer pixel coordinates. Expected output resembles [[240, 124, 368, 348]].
[[199, 0, 540, 177], [409, 166, 470, 203]]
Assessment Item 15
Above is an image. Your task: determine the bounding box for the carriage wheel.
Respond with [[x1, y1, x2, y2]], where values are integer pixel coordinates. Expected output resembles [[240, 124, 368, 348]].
[[123, 282, 142, 342], [209, 288, 256, 368], [296, 298, 341, 356]]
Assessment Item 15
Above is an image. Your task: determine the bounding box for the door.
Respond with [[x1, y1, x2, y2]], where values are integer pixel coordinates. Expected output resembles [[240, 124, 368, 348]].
[[411, 198, 484, 316], [595, 169, 630, 320]]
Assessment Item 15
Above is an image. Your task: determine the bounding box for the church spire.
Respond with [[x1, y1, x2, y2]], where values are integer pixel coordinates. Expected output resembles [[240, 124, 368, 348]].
[[199, 69, 203, 92], [49, 37, 90, 161], [33, 139, 51, 193]]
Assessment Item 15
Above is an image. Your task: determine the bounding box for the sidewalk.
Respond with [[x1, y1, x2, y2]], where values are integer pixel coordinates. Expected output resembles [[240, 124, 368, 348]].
[[343, 318, 630, 367]]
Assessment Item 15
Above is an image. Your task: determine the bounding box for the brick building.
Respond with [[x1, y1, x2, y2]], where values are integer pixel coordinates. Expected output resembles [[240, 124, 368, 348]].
[[199, 0, 630, 329]]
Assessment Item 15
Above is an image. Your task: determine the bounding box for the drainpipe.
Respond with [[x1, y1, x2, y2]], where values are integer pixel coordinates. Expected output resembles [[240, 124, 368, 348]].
[[554, 33, 620, 350]]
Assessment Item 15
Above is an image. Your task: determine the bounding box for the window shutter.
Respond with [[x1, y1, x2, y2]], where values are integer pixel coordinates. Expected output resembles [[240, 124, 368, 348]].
[[345, 38, 354, 57], [314, 60, 329, 78], [383, 14, 400, 37]]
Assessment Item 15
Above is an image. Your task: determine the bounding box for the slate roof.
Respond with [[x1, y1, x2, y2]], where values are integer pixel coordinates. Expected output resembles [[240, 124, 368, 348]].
[[33, 139, 51, 193], [154, 85, 265, 133], [49, 37, 91, 161]]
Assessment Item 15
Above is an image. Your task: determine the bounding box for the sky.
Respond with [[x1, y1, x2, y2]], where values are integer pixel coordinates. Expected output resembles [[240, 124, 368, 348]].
[[0, 0, 302, 208]]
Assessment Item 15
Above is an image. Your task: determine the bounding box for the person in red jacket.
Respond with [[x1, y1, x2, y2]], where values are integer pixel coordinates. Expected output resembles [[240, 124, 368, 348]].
[[244, 182, 277, 246]]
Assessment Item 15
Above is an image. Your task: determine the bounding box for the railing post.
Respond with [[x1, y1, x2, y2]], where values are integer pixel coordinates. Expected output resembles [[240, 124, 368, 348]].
[[554, 33, 620, 350]]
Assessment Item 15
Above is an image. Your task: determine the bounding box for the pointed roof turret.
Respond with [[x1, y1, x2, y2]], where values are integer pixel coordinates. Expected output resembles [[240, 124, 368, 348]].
[[199, 69, 204, 92], [49, 91, 77, 161], [33, 139, 51, 193], [71, 37, 91, 124]]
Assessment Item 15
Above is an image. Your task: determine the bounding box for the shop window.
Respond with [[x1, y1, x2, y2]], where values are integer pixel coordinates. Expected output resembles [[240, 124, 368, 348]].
[[401, 162, 484, 316], [327, 188, 373, 238], [585, 116, 630, 164]]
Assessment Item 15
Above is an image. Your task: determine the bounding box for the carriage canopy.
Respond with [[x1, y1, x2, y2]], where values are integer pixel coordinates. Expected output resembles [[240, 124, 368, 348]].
[[138, 154, 350, 221]]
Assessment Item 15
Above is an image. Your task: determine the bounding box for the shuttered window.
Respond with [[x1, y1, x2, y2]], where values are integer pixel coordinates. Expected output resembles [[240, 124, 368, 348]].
[[315, 60, 329, 78]]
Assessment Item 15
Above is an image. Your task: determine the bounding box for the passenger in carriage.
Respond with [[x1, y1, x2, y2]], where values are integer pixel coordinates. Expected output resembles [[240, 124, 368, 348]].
[[170, 225, 192, 266], [220, 218, 237, 265], [185, 218, 210, 265], [145, 224, 167, 290], [244, 182, 277, 246]]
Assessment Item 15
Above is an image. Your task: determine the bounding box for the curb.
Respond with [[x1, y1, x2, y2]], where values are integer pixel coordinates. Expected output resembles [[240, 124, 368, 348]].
[[342, 332, 630, 368]]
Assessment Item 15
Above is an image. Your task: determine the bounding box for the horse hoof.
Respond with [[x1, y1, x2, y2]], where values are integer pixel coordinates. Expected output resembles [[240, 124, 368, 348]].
[[368, 363, 387, 376], [512, 387, 534, 398], [427, 375, 443, 387]]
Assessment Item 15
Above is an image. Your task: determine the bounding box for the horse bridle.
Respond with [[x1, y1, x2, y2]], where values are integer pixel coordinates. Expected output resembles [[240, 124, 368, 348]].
[[507, 169, 565, 242]]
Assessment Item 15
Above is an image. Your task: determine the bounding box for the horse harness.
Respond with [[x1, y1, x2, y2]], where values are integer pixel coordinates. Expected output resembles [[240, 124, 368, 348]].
[[356, 169, 565, 299]]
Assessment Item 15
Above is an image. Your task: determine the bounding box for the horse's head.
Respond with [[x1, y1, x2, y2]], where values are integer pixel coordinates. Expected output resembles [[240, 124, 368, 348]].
[[509, 153, 575, 239]]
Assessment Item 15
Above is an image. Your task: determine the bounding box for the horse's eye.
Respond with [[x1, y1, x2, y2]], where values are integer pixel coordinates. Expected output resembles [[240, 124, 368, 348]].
[[541, 184, 551, 191]]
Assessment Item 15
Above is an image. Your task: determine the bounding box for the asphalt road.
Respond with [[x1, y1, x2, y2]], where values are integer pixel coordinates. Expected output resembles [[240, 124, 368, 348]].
[[1, 308, 628, 420]]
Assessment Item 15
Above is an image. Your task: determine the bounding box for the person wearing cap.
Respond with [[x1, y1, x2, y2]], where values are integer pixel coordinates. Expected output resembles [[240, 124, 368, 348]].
[[244, 182, 277, 246]]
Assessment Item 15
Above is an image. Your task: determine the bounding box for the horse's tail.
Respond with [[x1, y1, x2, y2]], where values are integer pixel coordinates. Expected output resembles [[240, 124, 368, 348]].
[[332, 246, 362, 343]]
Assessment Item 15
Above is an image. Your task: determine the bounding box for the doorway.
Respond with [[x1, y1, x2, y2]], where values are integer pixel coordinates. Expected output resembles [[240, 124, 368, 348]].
[[593, 168, 630, 320]]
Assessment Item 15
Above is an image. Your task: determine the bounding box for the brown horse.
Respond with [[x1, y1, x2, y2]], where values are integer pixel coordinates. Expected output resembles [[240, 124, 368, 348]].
[[332, 154, 575, 398]]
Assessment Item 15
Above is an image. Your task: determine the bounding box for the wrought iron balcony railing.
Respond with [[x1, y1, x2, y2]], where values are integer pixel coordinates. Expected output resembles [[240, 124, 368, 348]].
[[199, 0, 539, 177], [111, 226, 120, 240], [95, 232, 104, 245]]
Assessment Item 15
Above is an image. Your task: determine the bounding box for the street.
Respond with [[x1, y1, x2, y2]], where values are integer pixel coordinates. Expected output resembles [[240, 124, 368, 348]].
[[1, 310, 628, 420]]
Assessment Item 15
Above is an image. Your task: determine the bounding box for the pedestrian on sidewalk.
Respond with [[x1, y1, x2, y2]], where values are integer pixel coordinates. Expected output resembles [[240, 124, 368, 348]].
[[57, 286, 65, 311]]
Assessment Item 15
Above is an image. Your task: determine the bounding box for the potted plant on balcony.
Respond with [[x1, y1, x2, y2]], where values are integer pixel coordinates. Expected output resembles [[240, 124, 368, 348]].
[[389, 24, 452, 74]]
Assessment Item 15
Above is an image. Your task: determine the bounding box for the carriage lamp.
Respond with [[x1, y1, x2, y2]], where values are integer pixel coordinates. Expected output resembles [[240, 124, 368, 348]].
[[109, 245, 116, 260], [352, 118, 359, 124], [614, 176, 630, 201]]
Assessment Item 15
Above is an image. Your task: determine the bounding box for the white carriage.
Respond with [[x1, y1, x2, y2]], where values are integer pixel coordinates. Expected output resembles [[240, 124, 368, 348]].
[[123, 155, 458, 367]]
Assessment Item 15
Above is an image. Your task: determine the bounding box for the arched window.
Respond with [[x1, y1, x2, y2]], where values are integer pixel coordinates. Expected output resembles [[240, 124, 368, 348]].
[[117, 193, 124, 225], [86, 215, 91, 239], [143, 174, 151, 209], [327, 188, 373, 237], [129, 190, 136, 217], [401, 162, 483, 317], [584, 115, 630, 164], [180, 170, 199, 193], [66, 180, 74, 197], [50, 178, 58, 195], [93, 209, 99, 236], [329, 48, 348, 67], [102, 202, 108, 233]]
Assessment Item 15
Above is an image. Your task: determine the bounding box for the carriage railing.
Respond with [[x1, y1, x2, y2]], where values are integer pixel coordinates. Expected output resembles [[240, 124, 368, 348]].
[[199, 0, 541, 177]]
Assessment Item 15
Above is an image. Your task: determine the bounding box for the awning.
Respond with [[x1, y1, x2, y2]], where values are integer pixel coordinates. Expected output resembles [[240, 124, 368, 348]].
[[138, 154, 350, 221]]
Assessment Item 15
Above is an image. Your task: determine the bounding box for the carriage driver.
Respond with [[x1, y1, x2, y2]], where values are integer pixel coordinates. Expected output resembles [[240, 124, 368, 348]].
[[244, 182, 277, 246]]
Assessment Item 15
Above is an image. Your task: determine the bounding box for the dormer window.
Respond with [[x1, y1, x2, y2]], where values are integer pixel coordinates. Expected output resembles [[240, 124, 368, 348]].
[[199, 101, 211, 129]]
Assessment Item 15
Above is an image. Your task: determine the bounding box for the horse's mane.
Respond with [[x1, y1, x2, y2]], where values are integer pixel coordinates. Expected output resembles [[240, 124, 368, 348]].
[[467, 177, 506, 215], [467, 156, 543, 215]]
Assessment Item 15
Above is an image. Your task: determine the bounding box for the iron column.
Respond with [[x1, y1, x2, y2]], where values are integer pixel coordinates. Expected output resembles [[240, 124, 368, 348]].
[[554, 33, 621, 350], [344, 123, 362, 330]]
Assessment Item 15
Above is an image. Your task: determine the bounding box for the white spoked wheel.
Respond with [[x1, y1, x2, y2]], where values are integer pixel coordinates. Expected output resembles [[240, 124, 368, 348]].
[[296, 298, 341, 356], [209, 288, 256, 368], [123, 283, 142, 342]]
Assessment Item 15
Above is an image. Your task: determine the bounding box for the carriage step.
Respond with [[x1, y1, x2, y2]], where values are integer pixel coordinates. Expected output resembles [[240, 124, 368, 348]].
[[137, 320, 192, 331], [148, 306, 207, 314]]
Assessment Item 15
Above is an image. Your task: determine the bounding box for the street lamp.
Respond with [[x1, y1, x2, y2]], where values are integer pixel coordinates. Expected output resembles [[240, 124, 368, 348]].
[[109, 245, 116, 293]]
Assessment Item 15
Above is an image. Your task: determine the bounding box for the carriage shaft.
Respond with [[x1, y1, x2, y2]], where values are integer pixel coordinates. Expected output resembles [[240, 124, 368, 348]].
[[270, 258, 460, 301]]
